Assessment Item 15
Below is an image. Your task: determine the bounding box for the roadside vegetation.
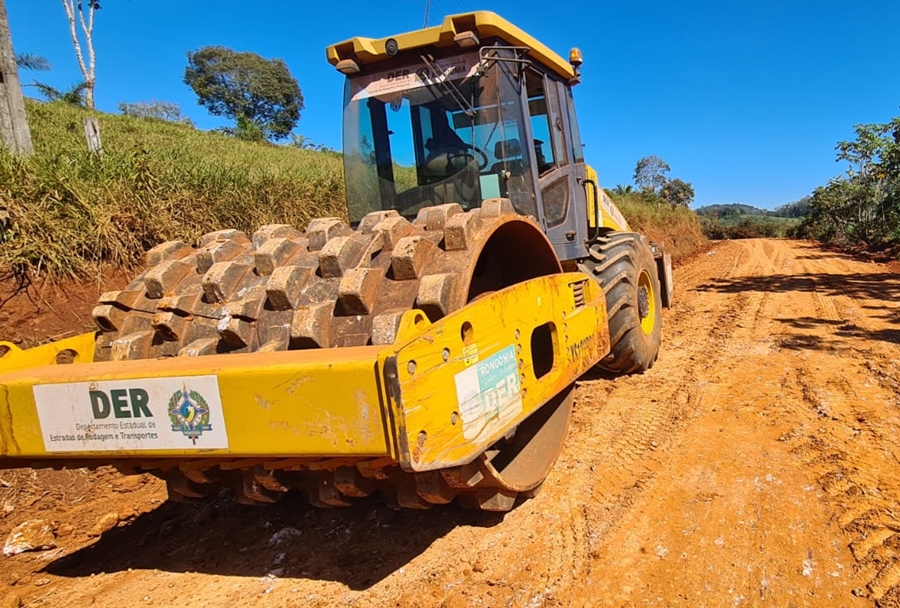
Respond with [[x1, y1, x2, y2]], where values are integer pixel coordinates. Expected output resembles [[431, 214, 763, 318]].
[[608, 190, 706, 262], [694, 202, 803, 240], [0, 100, 344, 282], [689, 104, 900, 258], [797, 112, 900, 253]]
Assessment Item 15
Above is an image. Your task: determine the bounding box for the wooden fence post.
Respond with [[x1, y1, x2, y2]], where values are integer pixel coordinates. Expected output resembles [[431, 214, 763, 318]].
[[83, 116, 102, 154]]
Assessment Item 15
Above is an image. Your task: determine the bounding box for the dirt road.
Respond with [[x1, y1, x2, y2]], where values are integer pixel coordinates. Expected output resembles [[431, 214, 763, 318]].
[[2, 238, 900, 607]]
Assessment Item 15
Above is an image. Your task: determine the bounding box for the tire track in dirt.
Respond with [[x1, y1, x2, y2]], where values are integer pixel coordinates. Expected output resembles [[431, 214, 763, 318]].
[[580, 240, 881, 606], [784, 356, 900, 605], [738, 241, 900, 606]]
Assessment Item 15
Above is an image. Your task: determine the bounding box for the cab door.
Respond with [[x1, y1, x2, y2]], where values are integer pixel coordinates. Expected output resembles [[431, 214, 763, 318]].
[[527, 73, 589, 262]]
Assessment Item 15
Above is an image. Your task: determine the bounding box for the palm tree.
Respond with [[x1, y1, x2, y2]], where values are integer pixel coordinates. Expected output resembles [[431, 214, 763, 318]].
[[32, 81, 90, 107], [15, 52, 87, 107], [14, 52, 50, 72]]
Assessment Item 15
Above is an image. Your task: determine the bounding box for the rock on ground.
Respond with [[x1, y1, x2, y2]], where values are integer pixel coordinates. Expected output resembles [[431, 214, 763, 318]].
[[2, 520, 56, 557]]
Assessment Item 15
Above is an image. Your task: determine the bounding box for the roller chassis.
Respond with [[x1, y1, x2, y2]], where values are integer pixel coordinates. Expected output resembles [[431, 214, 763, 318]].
[[0, 269, 608, 511]]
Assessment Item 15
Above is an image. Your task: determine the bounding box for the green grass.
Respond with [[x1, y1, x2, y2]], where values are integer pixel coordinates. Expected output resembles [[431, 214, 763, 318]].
[[0, 100, 345, 280], [1, 101, 709, 281]]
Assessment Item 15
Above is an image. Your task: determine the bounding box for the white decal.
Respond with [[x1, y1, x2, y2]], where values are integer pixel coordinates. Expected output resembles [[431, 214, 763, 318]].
[[600, 190, 628, 229], [33, 375, 228, 452], [454, 345, 522, 441], [350, 54, 479, 102]]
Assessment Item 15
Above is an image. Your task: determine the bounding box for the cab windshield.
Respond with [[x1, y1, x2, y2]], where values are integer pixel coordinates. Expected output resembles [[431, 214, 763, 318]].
[[342, 49, 536, 224]]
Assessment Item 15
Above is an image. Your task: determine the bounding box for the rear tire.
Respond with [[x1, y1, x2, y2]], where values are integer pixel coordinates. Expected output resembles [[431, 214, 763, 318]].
[[579, 232, 662, 374]]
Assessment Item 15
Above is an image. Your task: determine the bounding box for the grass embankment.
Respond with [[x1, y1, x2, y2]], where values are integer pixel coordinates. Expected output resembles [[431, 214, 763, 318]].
[[610, 192, 707, 262], [1, 101, 706, 281], [0, 100, 345, 280]]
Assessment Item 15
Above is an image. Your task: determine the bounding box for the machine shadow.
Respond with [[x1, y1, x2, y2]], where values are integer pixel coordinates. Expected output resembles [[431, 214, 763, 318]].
[[578, 367, 619, 382], [693, 271, 900, 301], [44, 493, 504, 589], [693, 271, 900, 348]]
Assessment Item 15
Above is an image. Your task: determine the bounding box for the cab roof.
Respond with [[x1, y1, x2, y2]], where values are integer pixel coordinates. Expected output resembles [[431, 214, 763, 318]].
[[326, 11, 577, 82]]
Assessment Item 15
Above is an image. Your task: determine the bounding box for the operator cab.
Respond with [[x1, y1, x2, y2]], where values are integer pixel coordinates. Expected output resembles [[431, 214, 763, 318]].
[[331, 12, 600, 260], [341, 49, 544, 218]]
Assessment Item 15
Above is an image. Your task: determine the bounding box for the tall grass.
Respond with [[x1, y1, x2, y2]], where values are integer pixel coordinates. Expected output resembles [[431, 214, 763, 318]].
[[1, 101, 708, 281], [0, 101, 345, 281], [611, 192, 707, 262]]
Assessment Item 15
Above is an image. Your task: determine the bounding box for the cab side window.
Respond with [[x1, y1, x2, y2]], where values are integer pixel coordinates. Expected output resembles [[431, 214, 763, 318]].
[[525, 69, 555, 175], [527, 70, 571, 227], [564, 87, 584, 163]]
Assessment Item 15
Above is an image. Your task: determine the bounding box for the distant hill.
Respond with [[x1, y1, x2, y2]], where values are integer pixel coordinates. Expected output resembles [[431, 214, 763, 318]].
[[771, 197, 810, 218], [695, 201, 802, 240], [696, 199, 810, 219], [694, 203, 768, 217]]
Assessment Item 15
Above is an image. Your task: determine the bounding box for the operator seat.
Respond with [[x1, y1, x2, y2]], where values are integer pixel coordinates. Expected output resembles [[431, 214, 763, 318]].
[[490, 138, 529, 206], [424, 137, 481, 209]]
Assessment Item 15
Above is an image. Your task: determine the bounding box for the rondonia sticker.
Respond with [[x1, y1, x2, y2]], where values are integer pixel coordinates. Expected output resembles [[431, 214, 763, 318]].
[[33, 375, 228, 452], [454, 345, 523, 442]]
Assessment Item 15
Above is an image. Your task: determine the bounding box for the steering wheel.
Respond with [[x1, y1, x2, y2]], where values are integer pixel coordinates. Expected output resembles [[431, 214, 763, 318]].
[[463, 144, 489, 170], [424, 144, 489, 177]]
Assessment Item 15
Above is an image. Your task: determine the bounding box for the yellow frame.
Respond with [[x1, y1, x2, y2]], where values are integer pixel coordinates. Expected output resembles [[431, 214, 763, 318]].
[[326, 11, 577, 83], [0, 274, 609, 472]]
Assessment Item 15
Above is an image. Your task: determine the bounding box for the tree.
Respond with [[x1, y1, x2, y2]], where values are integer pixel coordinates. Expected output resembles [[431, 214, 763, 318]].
[[288, 133, 334, 152], [633, 155, 670, 193], [0, 0, 32, 154], [659, 178, 695, 208], [772, 197, 810, 218], [800, 114, 900, 247], [184, 46, 303, 141], [219, 114, 266, 142], [33, 80, 89, 106], [290, 133, 316, 149], [14, 52, 50, 71], [60, 0, 99, 110], [16, 51, 90, 108], [119, 99, 193, 125]]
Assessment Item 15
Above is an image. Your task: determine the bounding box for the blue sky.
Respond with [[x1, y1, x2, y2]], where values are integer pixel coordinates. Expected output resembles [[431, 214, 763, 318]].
[[8, 0, 900, 209]]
